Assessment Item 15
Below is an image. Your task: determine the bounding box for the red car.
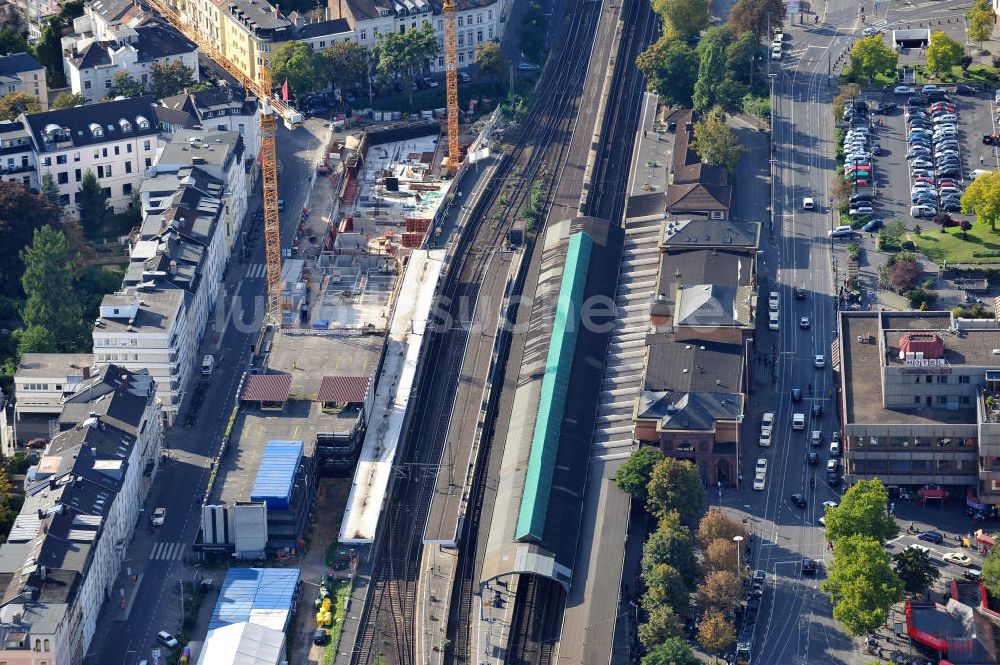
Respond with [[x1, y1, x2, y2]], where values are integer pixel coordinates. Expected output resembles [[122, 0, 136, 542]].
[[25, 438, 47, 449]]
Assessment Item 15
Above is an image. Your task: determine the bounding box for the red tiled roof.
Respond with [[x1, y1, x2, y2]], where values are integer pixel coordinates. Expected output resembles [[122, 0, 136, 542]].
[[240, 374, 291, 403], [318, 376, 368, 403]]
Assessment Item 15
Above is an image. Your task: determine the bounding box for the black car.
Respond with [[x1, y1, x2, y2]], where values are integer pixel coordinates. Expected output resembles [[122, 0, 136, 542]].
[[941, 200, 962, 212], [791, 387, 802, 401], [791, 493, 807, 507], [812, 401, 823, 416], [794, 286, 807, 299], [907, 95, 928, 107], [926, 91, 951, 102], [849, 193, 872, 205], [313, 630, 330, 646], [807, 452, 819, 465], [985, 133, 1000, 145], [955, 84, 976, 95], [801, 559, 818, 575], [918, 530, 945, 544], [874, 102, 898, 114]]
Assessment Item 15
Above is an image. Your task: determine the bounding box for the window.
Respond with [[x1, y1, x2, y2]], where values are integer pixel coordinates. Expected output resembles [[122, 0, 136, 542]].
[[925, 375, 932, 383], [137, 116, 150, 130], [57, 171, 67, 184], [34, 639, 40, 651], [123, 183, 132, 195], [145, 157, 152, 168], [937, 396, 948, 404], [102, 187, 111, 199], [126, 161, 133, 174], [73, 192, 80, 203], [75, 168, 81, 182], [360, 29, 366, 40], [914, 396, 921, 404], [102, 147, 107, 158], [56, 154, 66, 164], [458, 16, 463, 26], [43, 639, 49, 651], [97, 165, 103, 178], [710, 210, 724, 219], [105, 79, 112, 89], [962, 395, 971, 404], [114, 145, 120, 155], [477, 13, 482, 22], [959, 375, 970, 383], [42, 156, 50, 166], [319, 41, 325, 47], [143, 140, 151, 151], [127, 143, 132, 153], [936, 375, 948, 383], [477, 30, 483, 42], [58, 194, 68, 205], [84, 80, 91, 90], [458, 52, 465, 63], [73, 152, 80, 162]]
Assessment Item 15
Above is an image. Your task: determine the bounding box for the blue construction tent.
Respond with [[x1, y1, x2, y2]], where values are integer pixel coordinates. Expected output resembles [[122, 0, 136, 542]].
[[250, 440, 303, 510], [208, 568, 301, 632]]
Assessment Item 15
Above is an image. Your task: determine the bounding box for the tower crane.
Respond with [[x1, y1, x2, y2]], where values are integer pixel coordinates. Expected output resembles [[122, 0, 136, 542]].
[[443, 0, 459, 175], [142, 0, 301, 324]]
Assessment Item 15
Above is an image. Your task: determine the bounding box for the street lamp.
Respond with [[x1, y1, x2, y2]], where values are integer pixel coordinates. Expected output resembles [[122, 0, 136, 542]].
[[733, 535, 744, 577]]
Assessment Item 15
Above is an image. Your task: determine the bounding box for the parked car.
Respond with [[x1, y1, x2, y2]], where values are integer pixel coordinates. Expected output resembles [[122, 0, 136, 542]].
[[894, 85, 916, 95], [517, 62, 540, 71], [954, 84, 976, 95], [829, 225, 854, 237], [801, 558, 818, 574], [25, 438, 47, 449], [753, 472, 766, 490], [862, 218, 883, 232], [807, 451, 819, 465], [918, 530, 945, 544], [423, 77, 439, 88], [457, 71, 471, 83], [911, 204, 937, 218], [157, 631, 179, 648], [873, 102, 897, 114], [848, 206, 874, 216], [790, 493, 807, 507], [944, 552, 973, 566], [849, 193, 872, 204], [815, 354, 826, 368], [910, 157, 934, 168], [151, 507, 166, 526]]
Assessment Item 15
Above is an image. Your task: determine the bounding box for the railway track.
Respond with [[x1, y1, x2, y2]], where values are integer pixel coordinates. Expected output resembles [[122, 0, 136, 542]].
[[351, 2, 604, 664], [506, 577, 565, 665]]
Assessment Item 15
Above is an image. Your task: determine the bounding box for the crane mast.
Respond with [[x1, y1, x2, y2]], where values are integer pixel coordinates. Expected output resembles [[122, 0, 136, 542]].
[[443, 0, 459, 175]]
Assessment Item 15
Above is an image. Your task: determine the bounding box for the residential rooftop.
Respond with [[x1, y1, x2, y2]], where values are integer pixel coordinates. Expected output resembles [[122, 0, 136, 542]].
[[24, 96, 158, 153], [95, 287, 187, 335], [15, 353, 94, 379]]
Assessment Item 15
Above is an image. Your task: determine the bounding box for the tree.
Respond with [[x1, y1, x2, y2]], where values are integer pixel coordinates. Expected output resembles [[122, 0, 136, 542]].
[[652, 0, 710, 40], [728, 0, 785, 39], [893, 547, 940, 595], [519, 2, 549, 65], [0, 180, 61, 297], [77, 170, 110, 235], [636, 36, 699, 107], [642, 524, 699, 586], [110, 71, 145, 98], [13, 324, 57, 355], [983, 547, 1000, 597], [642, 563, 690, 613], [697, 612, 736, 661], [961, 219, 973, 239], [696, 508, 747, 549], [693, 107, 746, 172], [962, 170, 1000, 231], [149, 60, 195, 98], [822, 535, 904, 636], [474, 41, 506, 80], [642, 637, 699, 665], [638, 604, 683, 649], [925, 32, 964, 77], [693, 29, 727, 112], [849, 35, 898, 83], [704, 537, 742, 576], [272, 41, 321, 99], [40, 173, 60, 208], [616, 446, 664, 504], [0, 28, 28, 56], [51, 92, 86, 109], [319, 41, 368, 96], [647, 457, 705, 522], [887, 257, 920, 293], [726, 30, 760, 86], [20, 226, 85, 350], [0, 92, 39, 120], [824, 479, 898, 544], [833, 83, 862, 119], [372, 23, 440, 106], [32, 2, 83, 87], [697, 570, 742, 614], [961, 54, 974, 71], [967, 0, 996, 48]]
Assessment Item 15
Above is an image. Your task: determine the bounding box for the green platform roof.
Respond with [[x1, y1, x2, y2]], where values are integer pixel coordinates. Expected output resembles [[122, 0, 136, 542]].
[[515, 231, 593, 541]]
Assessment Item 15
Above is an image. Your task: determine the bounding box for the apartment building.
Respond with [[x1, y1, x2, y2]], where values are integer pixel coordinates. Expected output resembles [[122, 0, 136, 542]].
[[12, 353, 94, 419], [63, 19, 199, 104], [22, 96, 161, 215], [0, 120, 36, 188], [0, 53, 49, 110], [290, 16, 355, 51], [838, 311, 1000, 506], [158, 87, 261, 159], [0, 364, 161, 665], [632, 217, 760, 487]]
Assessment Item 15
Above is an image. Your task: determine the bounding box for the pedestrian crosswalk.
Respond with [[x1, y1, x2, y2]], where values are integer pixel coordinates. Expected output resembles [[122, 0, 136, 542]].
[[150, 541, 186, 561], [246, 264, 267, 279]]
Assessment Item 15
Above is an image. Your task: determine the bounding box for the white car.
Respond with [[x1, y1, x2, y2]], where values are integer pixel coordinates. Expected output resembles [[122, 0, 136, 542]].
[[759, 428, 773, 447], [829, 225, 854, 237], [818, 515, 826, 526], [762, 412, 775, 429], [803, 197, 815, 210], [769, 291, 780, 311], [894, 85, 916, 95], [151, 507, 166, 526], [756, 458, 768, 473], [753, 472, 767, 490], [944, 552, 973, 566], [907, 543, 931, 555], [814, 354, 826, 368], [771, 46, 782, 60], [933, 114, 958, 124], [972, 169, 991, 179], [157, 631, 179, 648], [849, 206, 874, 217], [823, 500, 838, 509], [800, 316, 810, 329], [922, 84, 941, 93], [862, 26, 881, 36]]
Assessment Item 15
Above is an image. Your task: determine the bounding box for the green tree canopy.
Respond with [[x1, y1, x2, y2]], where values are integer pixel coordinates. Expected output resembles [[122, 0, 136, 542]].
[[823, 478, 898, 543], [110, 71, 145, 98], [849, 35, 898, 82], [0, 92, 39, 120], [40, 173, 60, 208], [728, 0, 785, 39], [51, 92, 86, 109], [725, 30, 760, 86], [372, 23, 439, 106], [697, 570, 742, 614], [149, 60, 196, 98], [652, 0, 710, 40], [967, 0, 996, 47], [272, 41, 322, 99], [13, 324, 57, 355], [647, 457, 705, 522], [474, 40, 507, 80], [693, 107, 746, 171], [642, 637, 700, 665], [20, 226, 85, 350], [822, 535, 904, 636], [642, 562, 690, 613], [697, 509, 747, 549], [926, 31, 964, 76], [963, 167, 1000, 231], [984, 547, 1000, 597], [636, 36, 699, 107], [32, 2, 82, 87], [77, 170, 110, 235], [322, 41, 369, 92], [0, 28, 28, 57], [892, 547, 940, 595], [0, 180, 61, 297], [642, 524, 700, 586], [519, 2, 548, 65], [638, 604, 683, 649], [693, 32, 728, 112], [616, 446, 664, 504]]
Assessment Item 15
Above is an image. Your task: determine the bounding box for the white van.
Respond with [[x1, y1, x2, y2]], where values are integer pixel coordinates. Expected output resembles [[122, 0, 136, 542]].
[[972, 169, 991, 179], [768, 310, 779, 331], [768, 291, 779, 311], [792, 413, 805, 430], [201, 354, 215, 375]]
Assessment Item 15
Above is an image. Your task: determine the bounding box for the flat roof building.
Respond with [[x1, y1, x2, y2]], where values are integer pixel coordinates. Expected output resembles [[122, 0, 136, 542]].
[[13, 353, 94, 419]]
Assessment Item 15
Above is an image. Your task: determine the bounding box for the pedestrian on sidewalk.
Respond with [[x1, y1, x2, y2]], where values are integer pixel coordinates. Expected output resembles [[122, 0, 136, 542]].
[[981, 155, 986, 165]]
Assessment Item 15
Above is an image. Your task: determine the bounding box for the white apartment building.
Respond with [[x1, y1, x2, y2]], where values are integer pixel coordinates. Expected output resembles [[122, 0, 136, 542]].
[[0, 364, 161, 665], [93, 288, 193, 414], [0, 53, 49, 110], [158, 88, 262, 160], [13, 353, 95, 419], [0, 120, 36, 189], [22, 96, 162, 216], [63, 20, 200, 104]]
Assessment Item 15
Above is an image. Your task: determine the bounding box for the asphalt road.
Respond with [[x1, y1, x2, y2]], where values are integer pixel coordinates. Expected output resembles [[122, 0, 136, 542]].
[[84, 118, 327, 665]]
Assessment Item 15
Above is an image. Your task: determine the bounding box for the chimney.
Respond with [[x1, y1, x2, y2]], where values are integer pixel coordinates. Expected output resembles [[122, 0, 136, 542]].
[[82, 366, 91, 379]]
